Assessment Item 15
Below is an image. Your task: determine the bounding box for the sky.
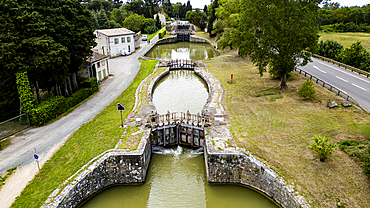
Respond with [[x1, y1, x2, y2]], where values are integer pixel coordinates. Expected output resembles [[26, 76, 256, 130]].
[[173, 0, 369, 10]]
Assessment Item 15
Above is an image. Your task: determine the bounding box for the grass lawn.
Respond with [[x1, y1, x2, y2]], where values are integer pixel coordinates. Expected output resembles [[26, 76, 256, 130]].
[[11, 60, 158, 208], [319, 32, 370, 51], [205, 51, 370, 207]]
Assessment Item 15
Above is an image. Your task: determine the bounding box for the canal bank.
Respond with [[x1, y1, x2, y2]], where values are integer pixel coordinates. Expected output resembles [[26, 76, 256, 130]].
[[42, 62, 310, 207]]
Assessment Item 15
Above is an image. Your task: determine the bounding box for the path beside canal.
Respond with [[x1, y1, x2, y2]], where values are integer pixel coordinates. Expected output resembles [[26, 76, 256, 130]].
[[0, 43, 151, 208]]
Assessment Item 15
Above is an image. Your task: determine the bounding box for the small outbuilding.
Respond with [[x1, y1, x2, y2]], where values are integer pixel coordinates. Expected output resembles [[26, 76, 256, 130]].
[[81, 51, 110, 82]]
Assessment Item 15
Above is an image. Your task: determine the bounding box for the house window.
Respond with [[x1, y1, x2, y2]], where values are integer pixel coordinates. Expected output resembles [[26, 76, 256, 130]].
[[127, 37, 131, 42], [121, 37, 125, 43], [102, 60, 105, 66], [97, 62, 101, 68], [114, 38, 119, 44]]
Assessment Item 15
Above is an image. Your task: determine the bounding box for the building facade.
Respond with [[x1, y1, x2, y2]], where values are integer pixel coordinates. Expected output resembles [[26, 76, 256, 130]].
[[93, 28, 135, 58], [82, 52, 109, 82]]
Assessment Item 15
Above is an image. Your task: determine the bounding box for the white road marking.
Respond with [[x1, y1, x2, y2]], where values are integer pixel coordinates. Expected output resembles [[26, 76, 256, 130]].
[[319, 61, 370, 84], [335, 76, 348, 83], [352, 83, 367, 91], [313, 65, 327, 73]]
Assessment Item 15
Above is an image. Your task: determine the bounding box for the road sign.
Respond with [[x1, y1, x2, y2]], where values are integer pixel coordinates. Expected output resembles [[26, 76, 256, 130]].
[[117, 103, 125, 111], [34, 154, 39, 160]]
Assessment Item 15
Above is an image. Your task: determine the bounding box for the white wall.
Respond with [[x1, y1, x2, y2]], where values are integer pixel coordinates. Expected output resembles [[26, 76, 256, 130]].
[[108, 35, 135, 57]]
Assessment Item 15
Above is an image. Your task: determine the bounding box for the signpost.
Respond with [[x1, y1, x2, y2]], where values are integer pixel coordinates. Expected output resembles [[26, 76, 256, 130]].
[[34, 148, 40, 171], [117, 103, 125, 127]]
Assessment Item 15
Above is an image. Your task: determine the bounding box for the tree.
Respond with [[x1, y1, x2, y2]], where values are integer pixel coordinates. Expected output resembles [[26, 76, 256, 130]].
[[110, 8, 127, 24], [203, 5, 208, 16], [122, 13, 145, 32], [337, 42, 370, 72], [297, 78, 316, 100], [309, 136, 336, 162], [91, 11, 100, 30], [186, 9, 207, 29], [317, 40, 343, 60], [98, 8, 109, 29], [142, 18, 156, 33], [228, 0, 320, 88], [208, 0, 219, 36]]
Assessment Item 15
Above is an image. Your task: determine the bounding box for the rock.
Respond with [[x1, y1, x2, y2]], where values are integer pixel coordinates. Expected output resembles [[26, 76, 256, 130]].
[[327, 101, 338, 108], [341, 101, 352, 107]]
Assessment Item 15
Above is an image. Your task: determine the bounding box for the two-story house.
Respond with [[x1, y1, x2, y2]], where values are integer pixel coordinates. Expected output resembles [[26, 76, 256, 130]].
[[93, 28, 135, 58]]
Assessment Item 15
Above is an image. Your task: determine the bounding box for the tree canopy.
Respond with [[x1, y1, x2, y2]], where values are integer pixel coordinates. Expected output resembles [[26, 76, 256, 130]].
[[186, 9, 207, 29], [218, 0, 320, 88]]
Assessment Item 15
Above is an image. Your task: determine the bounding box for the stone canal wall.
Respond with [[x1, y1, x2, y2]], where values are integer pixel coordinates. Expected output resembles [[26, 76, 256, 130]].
[[143, 36, 220, 58], [41, 130, 152, 208], [204, 126, 311, 208]]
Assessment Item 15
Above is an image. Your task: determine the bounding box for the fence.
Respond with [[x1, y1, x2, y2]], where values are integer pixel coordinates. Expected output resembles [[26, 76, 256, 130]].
[[295, 67, 368, 112], [0, 113, 30, 141]]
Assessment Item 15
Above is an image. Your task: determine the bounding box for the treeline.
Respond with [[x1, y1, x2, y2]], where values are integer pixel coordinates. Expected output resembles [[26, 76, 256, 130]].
[[0, 0, 96, 121], [317, 40, 370, 72], [319, 2, 370, 32], [82, 0, 193, 33]]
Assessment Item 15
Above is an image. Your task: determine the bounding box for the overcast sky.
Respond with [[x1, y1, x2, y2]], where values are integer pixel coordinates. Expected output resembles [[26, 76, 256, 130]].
[[173, 0, 369, 10]]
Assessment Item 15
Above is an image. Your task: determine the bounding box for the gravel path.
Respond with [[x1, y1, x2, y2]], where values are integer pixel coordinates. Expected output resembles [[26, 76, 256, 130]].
[[0, 42, 151, 208]]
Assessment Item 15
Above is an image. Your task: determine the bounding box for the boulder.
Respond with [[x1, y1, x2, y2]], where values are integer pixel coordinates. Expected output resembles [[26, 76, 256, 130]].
[[341, 101, 352, 107], [327, 101, 338, 108]]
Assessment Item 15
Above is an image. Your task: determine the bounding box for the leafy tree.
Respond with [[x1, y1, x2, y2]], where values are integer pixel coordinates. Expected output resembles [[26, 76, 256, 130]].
[[91, 11, 100, 30], [142, 18, 156, 33], [162, 0, 173, 18], [297, 78, 316, 100], [108, 19, 121, 28], [309, 136, 336, 162], [155, 13, 161, 29], [122, 13, 145, 32], [208, 0, 219, 36], [203, 5, 208, 16], [322, 2, 340, 10], [98, 8, 109, 29], [125, 0, 145, 16], [337, 42, 370, 72], [228, 0, 320, 88], [186, 9, 207, 29], [317, 40, 343, 60], [110, 8, 127, 24]]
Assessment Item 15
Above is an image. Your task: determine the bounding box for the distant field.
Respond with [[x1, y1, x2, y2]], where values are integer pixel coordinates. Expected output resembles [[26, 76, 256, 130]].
[[319, 32, 370, 51]]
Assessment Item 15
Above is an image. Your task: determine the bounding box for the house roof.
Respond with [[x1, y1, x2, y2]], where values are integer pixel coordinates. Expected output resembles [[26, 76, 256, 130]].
[[85, 51, 108, 64], [95, 28, 135, 37]]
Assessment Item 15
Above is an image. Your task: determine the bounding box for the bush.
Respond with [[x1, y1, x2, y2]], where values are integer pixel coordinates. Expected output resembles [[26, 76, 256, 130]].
[[309, 136, 336, 162], [29, 96, 67, 126], [29, 78, 99, 126], [317, 40, 343, 60], [297, 78, 316, 100], [158, 28, 166, 39]]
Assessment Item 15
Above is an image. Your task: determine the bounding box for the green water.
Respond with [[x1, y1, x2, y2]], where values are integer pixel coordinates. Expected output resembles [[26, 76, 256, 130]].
[[80, 147, 278, 208], [152, 70, 208, 114], [145, 42, 218, 61]]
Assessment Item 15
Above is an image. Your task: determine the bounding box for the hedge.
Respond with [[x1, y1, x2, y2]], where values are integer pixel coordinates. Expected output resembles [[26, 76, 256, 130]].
[[29, 78, 98, 126], [158, 28, 166, 39]]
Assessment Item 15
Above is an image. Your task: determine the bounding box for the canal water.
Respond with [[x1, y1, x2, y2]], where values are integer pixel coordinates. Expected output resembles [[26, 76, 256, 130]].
[[81, 42, 278, 208], [145, 42, 218, 61]]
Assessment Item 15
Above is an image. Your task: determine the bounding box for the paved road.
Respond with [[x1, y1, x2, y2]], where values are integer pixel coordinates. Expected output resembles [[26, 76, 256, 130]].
[[0, 42, 151, 173], [300, 58, 370, 111]]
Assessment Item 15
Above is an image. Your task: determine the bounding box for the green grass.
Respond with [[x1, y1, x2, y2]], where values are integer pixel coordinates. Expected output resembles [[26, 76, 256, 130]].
[[319, 32, 370, 51], [205, 53, 370, 207], [0, 139, 11, 151], [11, 60, 158, 208]]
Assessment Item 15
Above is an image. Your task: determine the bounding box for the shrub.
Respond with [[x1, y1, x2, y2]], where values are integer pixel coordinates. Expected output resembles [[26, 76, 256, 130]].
[[309, 136, 336, 162], [158, 28, 166, 39], [29, 78, 99, 126], [317, 40, 343, 60], [29, 97, 67, 126], [297, 78, 316, 100]]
